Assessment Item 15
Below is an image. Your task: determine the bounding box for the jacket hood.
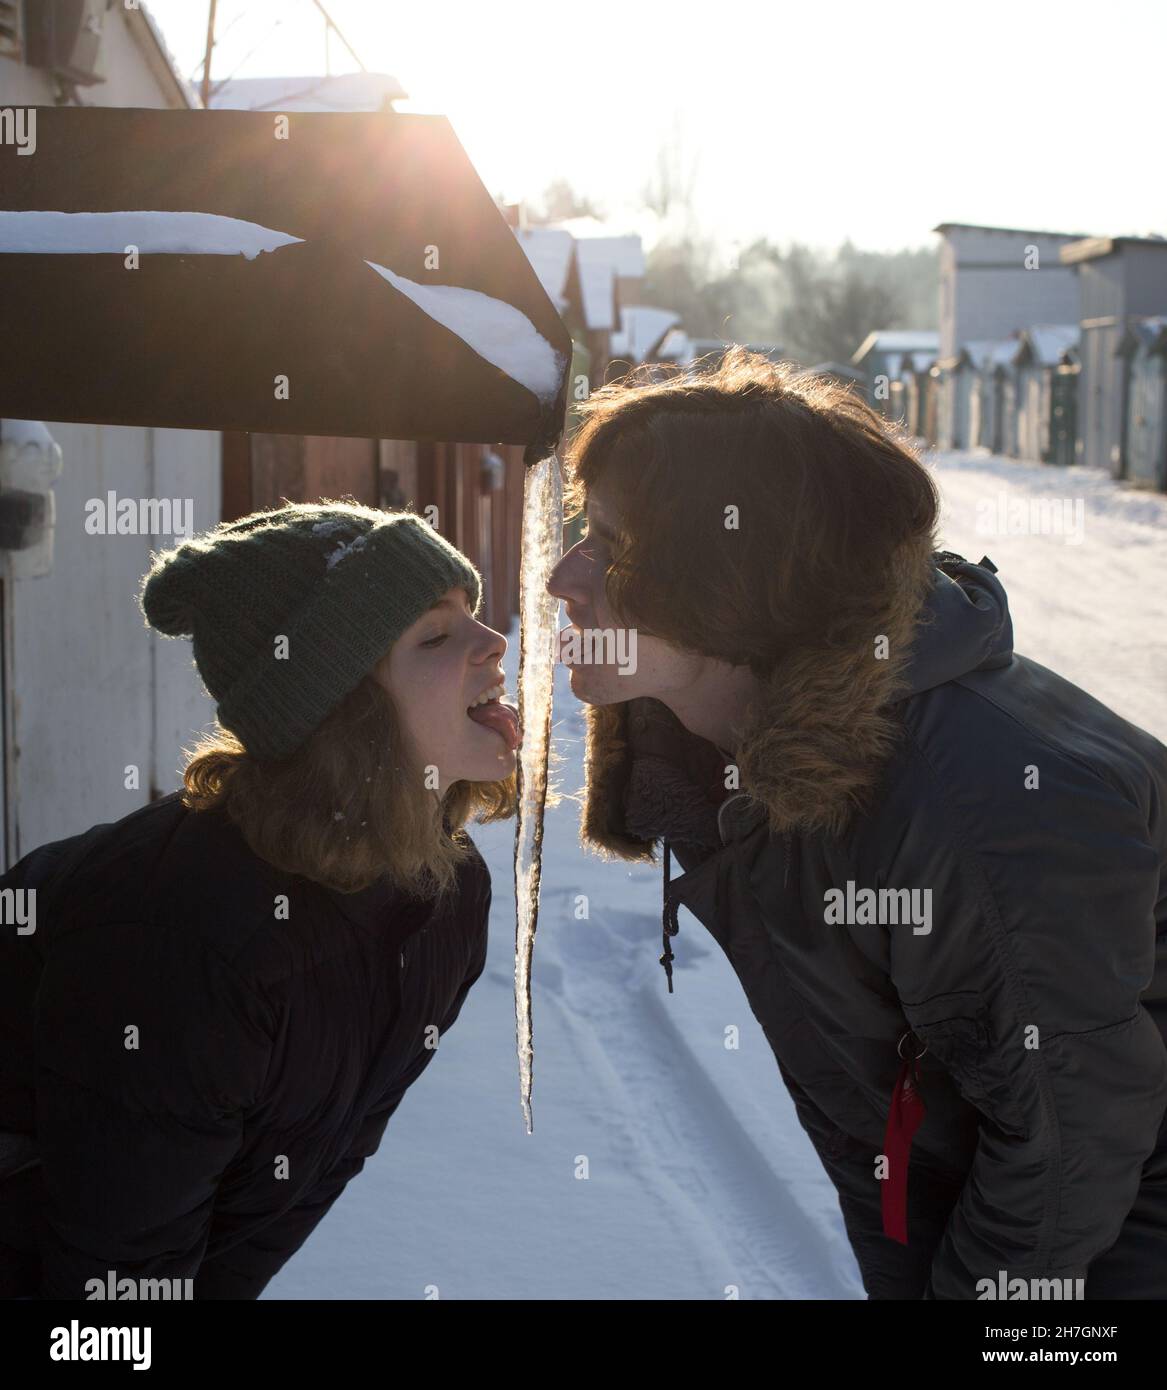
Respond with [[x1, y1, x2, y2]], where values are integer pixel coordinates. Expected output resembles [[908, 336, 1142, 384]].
[[576, 549, 1013, 985], [580, 549, 1012, 859], [904, 553, 1012, 697]]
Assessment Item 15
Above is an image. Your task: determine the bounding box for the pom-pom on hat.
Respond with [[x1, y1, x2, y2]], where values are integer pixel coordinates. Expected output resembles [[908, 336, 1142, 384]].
[[139, 500, 482, 761]]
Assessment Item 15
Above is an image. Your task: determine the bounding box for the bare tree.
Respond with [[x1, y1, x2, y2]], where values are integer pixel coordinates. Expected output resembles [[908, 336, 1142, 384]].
[[527, 179, 604, 225], [640, 114, 701, 237], [776, 245, 904, 364]]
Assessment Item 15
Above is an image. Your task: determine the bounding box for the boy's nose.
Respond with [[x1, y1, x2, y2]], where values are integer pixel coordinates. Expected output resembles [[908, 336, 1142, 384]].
[[545, 555, 569, 598], [547, 541, 592, 598]]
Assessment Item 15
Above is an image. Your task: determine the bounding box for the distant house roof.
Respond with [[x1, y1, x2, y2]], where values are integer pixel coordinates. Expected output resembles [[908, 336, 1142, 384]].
[[576, 258, 617, 331], [514, 222, 648, 332], [936, 337, 1019, 372], [610, 305, 680, 363], [1015, 323, 1080, 367], [851, 330, 940, 366], [932, 221, 1091, 240], [515, 228, 575, 313], [554, 227, 647, 331], [558, 224, 647, 279], [1059, 233, 1167, 265], [209, 72, 408, 111]]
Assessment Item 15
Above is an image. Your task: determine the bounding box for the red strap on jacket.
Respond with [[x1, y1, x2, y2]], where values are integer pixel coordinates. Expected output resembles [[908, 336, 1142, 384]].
[[882, 1032, 927, 1244]]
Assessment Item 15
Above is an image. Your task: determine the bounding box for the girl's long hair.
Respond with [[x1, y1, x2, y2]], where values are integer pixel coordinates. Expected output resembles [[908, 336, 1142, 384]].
[[180, 672, 516, 898]]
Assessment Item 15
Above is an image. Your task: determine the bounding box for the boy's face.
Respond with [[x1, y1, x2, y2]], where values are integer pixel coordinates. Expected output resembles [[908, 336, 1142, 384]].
[[546, 478, 705, 707]]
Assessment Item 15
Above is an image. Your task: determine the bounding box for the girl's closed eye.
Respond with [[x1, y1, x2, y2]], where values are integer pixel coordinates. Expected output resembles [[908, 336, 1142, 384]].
[[421, 633, 448, 648]]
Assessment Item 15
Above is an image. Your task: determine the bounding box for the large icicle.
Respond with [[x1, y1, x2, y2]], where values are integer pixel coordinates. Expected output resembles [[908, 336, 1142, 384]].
[[513, 452, 564, 1134]]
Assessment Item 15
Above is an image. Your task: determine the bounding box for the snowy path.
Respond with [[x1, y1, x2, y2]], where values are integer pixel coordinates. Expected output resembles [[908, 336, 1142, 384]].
[[925, 448, 1167, 740], [266, 449, 1167, 1299]]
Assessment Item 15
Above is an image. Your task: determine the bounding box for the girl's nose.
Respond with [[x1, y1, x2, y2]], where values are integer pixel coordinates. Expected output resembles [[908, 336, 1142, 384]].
[[477, 622, 506, 660]]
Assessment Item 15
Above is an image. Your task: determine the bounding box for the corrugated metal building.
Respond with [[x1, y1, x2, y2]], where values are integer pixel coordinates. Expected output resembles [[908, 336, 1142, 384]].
[[933, 224, 1085, 455], [936, 340, 1014, 450], [1012, 325, 1080, 463], [1060, 235, 1167, 475], [1118, 316, 1167, 491], [934, 223, 1085, 362], [851, 331, 939, 422], [968, 341, 1019, 454], [898, 349, 937, 438]]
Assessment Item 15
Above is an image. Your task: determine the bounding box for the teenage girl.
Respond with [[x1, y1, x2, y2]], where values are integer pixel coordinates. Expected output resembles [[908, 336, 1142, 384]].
[[0, 500, 521, 1299]]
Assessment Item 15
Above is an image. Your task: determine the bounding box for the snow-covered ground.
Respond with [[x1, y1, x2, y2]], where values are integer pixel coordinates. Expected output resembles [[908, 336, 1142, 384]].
[[927, 448, 1167, 740], [266, 448, 1167, 1300]]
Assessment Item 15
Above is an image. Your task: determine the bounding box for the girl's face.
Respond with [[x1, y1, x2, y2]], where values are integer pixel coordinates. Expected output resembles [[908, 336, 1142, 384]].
[[373, 587, 518, 795]]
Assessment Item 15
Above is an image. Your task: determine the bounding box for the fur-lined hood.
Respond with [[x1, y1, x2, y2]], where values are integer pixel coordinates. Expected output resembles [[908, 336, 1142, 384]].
[[579, 550, 1014, 865]]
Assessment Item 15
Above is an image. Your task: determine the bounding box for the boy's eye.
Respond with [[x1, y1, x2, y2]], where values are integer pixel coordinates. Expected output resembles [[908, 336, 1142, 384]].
[[421, 634, 448, 648]]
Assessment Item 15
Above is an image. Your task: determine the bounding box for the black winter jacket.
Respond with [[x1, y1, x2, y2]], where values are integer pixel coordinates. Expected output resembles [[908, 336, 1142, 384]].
[[0, 792, 490, 1299], [580, 552, 1167, 1299]]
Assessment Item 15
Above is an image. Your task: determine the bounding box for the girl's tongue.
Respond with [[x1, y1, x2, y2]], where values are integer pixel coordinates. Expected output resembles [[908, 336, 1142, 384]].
[[467, 696, 523, 751]]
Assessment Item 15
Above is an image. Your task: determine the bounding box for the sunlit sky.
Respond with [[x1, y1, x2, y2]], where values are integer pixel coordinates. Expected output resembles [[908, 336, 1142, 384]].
[[144, 0, 1165, 259]]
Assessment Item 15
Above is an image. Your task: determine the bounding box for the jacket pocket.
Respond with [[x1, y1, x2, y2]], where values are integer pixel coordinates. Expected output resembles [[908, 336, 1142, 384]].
[[901, 991, 1030, 1140]]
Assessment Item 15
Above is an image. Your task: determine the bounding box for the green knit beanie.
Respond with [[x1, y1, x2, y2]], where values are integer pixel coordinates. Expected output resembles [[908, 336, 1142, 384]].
[[138, 500, 483, 761]]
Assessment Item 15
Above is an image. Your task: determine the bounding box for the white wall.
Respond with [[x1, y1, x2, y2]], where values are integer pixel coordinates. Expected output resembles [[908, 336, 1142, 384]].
[[0, 4, 188, 107], [4, 424, 219, 860], [150, 429, 221, 797]]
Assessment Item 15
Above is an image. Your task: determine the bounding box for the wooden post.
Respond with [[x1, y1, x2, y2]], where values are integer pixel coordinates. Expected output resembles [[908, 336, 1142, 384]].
[[200, 0, 217, 110]]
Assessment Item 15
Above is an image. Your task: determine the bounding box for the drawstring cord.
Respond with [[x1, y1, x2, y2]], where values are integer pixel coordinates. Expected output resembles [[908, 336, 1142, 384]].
[[660, 838, 681, 993], [661, 823, 791, 993]]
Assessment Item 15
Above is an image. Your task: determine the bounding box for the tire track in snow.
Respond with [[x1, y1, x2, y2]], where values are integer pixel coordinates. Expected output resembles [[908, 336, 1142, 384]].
[[540, 883, 863, 1299]]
